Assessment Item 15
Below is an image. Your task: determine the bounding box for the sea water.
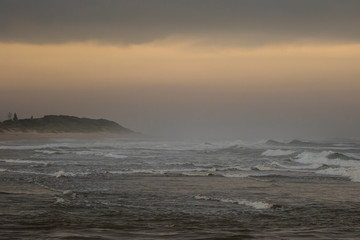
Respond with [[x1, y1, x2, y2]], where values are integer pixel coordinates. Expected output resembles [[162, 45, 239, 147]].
[[1, 138, 360, 239]]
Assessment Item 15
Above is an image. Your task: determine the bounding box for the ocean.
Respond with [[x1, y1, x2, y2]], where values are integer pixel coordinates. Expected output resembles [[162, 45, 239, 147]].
[[1, 137, 360, 239]]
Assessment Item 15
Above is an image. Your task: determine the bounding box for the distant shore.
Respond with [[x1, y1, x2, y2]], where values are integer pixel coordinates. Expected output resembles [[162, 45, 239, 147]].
[[0, 115, 141, 141], [0, 131, 142, 141]]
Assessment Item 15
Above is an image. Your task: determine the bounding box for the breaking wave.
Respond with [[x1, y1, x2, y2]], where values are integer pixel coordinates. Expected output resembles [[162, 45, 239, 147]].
[[273, 162, 325, 170], [286, 139, 313, 146], [264, 139, 286, 145], [251, 165, 278, 171], [293, 151, 360, 168], [264, 139, 314, 146], [290, 151, 360, 182], [316, 167, 360, 182], [262, 149, 295, 157], [194, 194, 280, 210]]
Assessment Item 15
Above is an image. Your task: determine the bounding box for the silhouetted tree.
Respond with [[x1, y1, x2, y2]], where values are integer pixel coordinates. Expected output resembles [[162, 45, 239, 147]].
[[31, 116, 34, 120], [13, 113, 18, 121]]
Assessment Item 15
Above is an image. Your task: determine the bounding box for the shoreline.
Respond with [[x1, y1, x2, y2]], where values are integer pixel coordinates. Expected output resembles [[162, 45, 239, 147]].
[[0, 131, 144, 141]]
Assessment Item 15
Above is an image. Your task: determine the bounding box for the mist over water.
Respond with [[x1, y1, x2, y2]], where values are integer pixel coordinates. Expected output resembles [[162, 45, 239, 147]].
[[1, 137, 360, 239]]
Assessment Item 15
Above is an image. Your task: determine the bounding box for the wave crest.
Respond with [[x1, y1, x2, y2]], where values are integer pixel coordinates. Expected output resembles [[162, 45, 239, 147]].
[[316, 167, 360, 182], [262, 149, 295, 157], [294, 151, 360, 168]]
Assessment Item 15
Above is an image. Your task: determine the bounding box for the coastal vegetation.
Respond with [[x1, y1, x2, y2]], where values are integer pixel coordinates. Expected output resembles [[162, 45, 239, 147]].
[[0, 115, 133, 134]]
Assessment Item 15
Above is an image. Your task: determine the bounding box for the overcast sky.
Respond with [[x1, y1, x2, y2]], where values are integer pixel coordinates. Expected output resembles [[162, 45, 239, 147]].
[[1, 0, 360, 140], [2, 0, 360, 45]]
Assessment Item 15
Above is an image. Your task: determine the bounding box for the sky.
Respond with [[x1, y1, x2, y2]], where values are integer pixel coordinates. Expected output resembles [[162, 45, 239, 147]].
[[1, 0, 360, 140]]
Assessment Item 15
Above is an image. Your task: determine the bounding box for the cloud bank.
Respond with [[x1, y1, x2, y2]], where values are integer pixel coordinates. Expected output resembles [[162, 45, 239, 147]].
[[1, 0, 360, 46]]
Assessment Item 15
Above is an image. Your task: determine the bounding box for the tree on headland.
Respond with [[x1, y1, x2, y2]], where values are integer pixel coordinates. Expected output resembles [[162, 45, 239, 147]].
[[13, 113, 18, 121]]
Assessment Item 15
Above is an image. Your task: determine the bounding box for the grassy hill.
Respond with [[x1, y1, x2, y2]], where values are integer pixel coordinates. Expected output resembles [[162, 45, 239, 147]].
[[0, 115, 133, 134]]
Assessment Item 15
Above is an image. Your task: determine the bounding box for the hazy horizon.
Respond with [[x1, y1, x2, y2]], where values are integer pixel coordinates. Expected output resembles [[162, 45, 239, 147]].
[[1, 0, 360, 140]]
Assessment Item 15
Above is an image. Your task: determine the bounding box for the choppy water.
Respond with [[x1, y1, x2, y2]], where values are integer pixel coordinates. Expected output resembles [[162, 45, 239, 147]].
[[1, 138, 360, 239]]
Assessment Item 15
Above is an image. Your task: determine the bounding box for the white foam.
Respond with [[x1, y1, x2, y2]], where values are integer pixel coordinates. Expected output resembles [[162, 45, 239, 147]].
[[262, 149, 295, 157], [55, 197, 65, 203], [194, 194, 277, 210], [108, 168, 222, 177], [53, 170, 90, 178], [216, 166, 251, 172], [55, 171, 73, 178], [251, 165, 277, 171], [272, 161, 325, 170], [294, 151, 360, 168], [76, 151, 128, 159], [62, 190, 74, 196], [0, 168, 7, 172], [62, 190, 76, 197], [1, 159, 48, 165], [34, 150, 57, 154], [194, 194, 211, 200], [54, 197, 69, 204], [316, 167, 360, 182], [236, 200, 277, 210]]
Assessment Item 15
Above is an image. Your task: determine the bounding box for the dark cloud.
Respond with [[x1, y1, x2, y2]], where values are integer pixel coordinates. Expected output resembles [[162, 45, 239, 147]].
[[1, 0, 360, 46]]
